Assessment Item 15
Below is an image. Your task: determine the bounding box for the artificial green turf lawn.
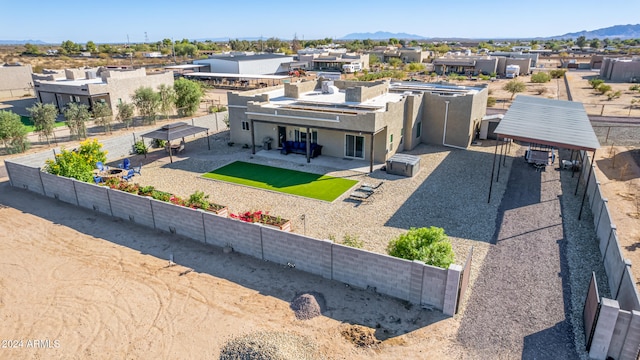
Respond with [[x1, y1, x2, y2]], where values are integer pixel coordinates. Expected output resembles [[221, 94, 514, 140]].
[[203, 161, 358, 202], [20, 116, 66, 132]]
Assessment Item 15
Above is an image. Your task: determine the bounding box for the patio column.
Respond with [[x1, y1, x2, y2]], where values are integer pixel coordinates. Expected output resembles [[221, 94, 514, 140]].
[[250, 119, 256, 155], [487, 137, 500, 203], [306, 127, 310, 163], [369, 132, 374, 173]]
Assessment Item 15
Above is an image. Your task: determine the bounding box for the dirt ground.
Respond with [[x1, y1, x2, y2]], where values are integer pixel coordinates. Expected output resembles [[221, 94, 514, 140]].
[[592, 146, 640, 286], [0, 180, 468, 359]]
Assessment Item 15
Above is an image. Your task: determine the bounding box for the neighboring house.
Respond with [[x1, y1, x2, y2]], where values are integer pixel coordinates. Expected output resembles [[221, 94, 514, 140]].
[[33, 67, 174, 114], [228, 79, 487, 171], [0, 63, 34, 99], [433, 54, 533, 76], [193, 53, 295, 75], [600, 57, 640, 82], [297, 49, 369, 72], [368, 46, 431, 64]]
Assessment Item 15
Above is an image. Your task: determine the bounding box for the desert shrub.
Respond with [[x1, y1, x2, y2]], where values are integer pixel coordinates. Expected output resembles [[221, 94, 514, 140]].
[[589, 78, 605, 89], [535, 87, 548, 95], [607, 90, 622, 100], [387, 226, 454, 268], [341, 234, 363, 248], [133, 140, 148, 154], [597, 84, 612, 94], [549, 69, 566, 79], [186, 190, 210, 209], [530, 72, 551, 83], [487, 96, 497, 107]]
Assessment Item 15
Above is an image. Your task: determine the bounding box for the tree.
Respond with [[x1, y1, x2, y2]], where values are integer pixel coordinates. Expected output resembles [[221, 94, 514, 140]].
[[64, 103, 90, 139], [576, 36, 587, 50], [116, 102, 135, 129], [133, 87, 161, 124], [388, 57, 402, 69], [158, 84, 176, 120], [530, 72, 551, 83], [85, 41, 97, 53], [23, 43, 42, 56], [590, 39, 600, 50], [27, 102, 58, 144], [503, 79, 526, 99], [60, 40, 81, 55], [387, 227, 454, 268], [173, 78, 203, 117], [0, 110, 30, 153], [369, 53, 380, 67], [92, 101, 113, 134]]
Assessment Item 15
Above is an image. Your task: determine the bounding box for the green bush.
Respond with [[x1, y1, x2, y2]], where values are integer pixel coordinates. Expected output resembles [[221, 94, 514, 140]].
[[549, 69, 566, 79], [487, 97, 497, 107], [133, 140, 148, 154], [387, 227, 454, 268], [44, 138, 107, 182], [530, 72, 551, 83], [597, 84, 612, 94], [589, 78, 605, 89]]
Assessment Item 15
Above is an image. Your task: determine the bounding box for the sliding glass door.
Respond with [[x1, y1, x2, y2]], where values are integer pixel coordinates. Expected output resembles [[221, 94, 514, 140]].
[[345, 134, 365, 159]]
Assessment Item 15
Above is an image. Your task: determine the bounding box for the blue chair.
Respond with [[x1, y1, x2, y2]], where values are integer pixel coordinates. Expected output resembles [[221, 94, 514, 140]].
[[122, 169, 135, 181], [132, 164, 142, 175], [118, 158, 131, 170], [93, 175, 103, 184], [96, 161, 105, 172]]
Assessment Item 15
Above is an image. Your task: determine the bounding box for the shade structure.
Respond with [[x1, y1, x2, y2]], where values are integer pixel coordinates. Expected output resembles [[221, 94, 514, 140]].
[[141, 122, 210, 163], [494, 95, 600, 151], [488, 95, 600, 219]]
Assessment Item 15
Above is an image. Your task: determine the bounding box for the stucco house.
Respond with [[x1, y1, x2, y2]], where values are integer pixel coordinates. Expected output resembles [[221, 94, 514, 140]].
[[33, 67, 174, 115], [599, 57, 640, 82], [228, 79, 487, 171]]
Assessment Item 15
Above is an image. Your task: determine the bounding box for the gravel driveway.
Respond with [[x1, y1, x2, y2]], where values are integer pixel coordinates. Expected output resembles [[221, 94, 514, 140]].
[[457, 148, 578, 359]]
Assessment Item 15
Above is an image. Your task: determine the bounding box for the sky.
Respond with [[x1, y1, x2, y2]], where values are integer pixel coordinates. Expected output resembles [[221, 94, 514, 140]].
[[2, 0, 639, 44]]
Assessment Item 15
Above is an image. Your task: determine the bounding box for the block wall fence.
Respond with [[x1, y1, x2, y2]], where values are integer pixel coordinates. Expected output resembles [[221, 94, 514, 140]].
[[5, 148, 467, 316], [579, 151, 640, 360]]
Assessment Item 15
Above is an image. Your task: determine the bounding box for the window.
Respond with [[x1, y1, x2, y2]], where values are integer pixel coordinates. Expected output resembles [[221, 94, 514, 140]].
[[389, 134, 393, 150], [416, 121, 422, 138], [345, 134, 364, 159], [241, 121, 250, 131], [295, 128, 318, 143]]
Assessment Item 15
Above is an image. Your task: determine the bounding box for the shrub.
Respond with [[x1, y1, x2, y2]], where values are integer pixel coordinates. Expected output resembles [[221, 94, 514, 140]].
[[607, 90, 622, 100], [597, 84, 612, 94], [487, 97, 497, 107], [535, 87, 548, 95], [530, 72, 551, 83], [187, 190, 210, 209], [341, 234, 363, 248], [44, 138, 107, 182], [549, 69, 566, 79], [387, 227, 454, 268], [133, 140, 148, 154], [589, 78, 605, 89]]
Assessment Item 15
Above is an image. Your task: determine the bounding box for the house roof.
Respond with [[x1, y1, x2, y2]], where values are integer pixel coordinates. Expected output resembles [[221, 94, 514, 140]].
[[184, 72, 289, 80], [494, 95, 600, 151], [207, 54, 293, 62]]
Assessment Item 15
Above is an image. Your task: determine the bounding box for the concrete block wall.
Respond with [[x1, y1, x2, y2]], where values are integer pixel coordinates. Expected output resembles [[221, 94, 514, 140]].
[[597, 204, 613, 253], [40, 172, 78, 206], [421, 264, 448, 308], [262, 228, 332, 279], [4, 161, 44, 195], [605, 232, 626, 297], [151, 199, 206, 243], [590, 298, 620, 360], [442, 265, 463, 316], [332, 243, 414, 301], [75, 181, 112, 217], [617, 267, 640, 311], [620, 311, 640, 360], [203, 213, 263, 259], [608, 309, 632, 359], [108, 190, 155, 229]]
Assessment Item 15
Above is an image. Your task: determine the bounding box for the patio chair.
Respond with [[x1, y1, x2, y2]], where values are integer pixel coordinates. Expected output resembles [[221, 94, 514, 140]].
[[132, 164, 142, 175], [96, 161, 106, 172], [121, 169, 135, 181], [118, 158, 131, 170], [93, 175, 103, 184]]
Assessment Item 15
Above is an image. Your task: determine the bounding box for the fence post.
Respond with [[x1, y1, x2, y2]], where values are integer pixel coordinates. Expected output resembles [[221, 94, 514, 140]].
[[443, 264, 462, 316], [595, 198, 607, 234]]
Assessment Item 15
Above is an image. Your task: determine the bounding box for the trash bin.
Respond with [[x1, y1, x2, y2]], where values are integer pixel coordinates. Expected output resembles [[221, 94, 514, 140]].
[[262, 137, 272, 150]]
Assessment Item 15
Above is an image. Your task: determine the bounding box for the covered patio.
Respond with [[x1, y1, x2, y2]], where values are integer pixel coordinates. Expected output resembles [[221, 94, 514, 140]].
[[141, 122, 211, 163], [487, 95, 601, 219]]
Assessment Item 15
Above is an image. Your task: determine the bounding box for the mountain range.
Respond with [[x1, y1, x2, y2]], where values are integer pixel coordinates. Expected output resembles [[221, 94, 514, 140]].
[[2, 24, 640, 45]]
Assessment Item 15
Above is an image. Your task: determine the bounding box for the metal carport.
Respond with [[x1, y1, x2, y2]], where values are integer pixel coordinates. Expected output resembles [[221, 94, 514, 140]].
[[487, 95, 601, 219], [141, 122, 210, 163]]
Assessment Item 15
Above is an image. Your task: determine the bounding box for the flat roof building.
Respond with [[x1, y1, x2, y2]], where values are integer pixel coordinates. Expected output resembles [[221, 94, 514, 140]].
[[0, 63, 33, 99], [228, 79, 487, 171], [33, 67, 174, 115]]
